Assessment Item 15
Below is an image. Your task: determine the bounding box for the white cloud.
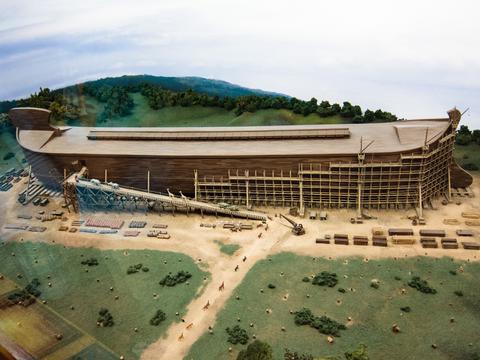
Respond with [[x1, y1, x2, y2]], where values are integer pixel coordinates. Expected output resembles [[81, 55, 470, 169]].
[[0, 0, 479, 128]]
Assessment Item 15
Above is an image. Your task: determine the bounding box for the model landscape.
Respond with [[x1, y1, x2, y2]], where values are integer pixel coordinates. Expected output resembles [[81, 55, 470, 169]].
[[0, 75, 480, 360]]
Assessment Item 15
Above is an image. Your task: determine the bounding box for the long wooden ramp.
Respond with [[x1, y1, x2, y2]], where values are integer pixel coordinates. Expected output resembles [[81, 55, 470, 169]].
[[65, 172, 266, 221]]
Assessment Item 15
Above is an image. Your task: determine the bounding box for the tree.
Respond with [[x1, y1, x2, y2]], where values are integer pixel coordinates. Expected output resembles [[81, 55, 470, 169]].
[[284, 349, 314, 360], [456, 133, 472, 146], [471, 130, 480, 145], [237, 340, 273, 360], [344, 344, 369, 360]]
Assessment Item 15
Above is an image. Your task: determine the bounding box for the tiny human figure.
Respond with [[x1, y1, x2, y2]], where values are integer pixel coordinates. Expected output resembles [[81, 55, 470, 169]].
[[242, 256, 247, 262], [219, 281, 225, 291], [203, 300, 210, 310], [186, 322, 193, 330], [178, 332, 184, 341], [234, 265, 239, 272]]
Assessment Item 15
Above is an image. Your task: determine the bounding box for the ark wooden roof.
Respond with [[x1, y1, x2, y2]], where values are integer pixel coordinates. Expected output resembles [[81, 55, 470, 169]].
[[17, 120, 451, 157]]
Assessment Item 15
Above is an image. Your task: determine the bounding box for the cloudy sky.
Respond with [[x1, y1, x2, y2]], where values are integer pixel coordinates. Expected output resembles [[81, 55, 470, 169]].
[[1, 0, 479, 128]]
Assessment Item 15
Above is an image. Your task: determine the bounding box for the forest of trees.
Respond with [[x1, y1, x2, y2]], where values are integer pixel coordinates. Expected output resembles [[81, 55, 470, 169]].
[[139, 83, 398, 123], [456, 125, 480, 146]]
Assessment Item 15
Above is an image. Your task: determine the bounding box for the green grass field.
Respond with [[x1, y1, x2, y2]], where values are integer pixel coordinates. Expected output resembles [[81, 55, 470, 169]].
[[214, 240, 241, 256], [187, 253, 480, 360], [454, 143, 480, 172], [0, 241, 208, 360], [61, 92, 343, 128]]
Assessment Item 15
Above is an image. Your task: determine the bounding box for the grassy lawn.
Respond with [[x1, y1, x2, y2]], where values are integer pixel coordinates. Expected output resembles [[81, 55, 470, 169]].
[[59, 92, 343, 128], [187, 253, 480, 360], [0, 130, 25, 173], [454, 143, 480, 172], [0, 241, 209, 360], [214, 240, 241, 256]]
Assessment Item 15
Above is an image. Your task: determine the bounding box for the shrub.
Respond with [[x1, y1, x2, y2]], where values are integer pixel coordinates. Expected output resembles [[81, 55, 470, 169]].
[[345, 344, 369, 360], [338, 287, 346, 293], [400, 306, 411, 313], [98, 308, 114, 327], [394, 276, 402, 281], [312, 271, 338, 287], [294, 308, 314, 326], [8, 278, 41, 305], [302, 277, 310, 283], [127, 263, 148, 274], [159, 270, 192, 286], [3, 152, 14, 160], [237, 340, 273, 360], [142, 267, 149, 272], [463, 163, 479, 171], [225, 325, 249, 345], [81, 257, 99, 266], [284, 349, 314, 360], [267, 283, 276, 289], [370, 280, 380, 289], [150, 309, 166, 326], [408, 276, 436, 294], [449, 270, 457, 276], [454, 290, 464, 297], [294, 308, 346, 337]]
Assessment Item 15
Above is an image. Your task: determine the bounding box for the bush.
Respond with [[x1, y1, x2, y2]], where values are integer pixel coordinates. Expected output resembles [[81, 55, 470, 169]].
[[81, 257, 99, 266], [127, 263, 148, 274], [400, 306, 411, 313], [3, 152, 14, 160], [345, 344, 369, 360], [225, 325, 249, 345], [394, 276, 402, 281], [159, 270, 192, 286], [294, 308, 346, 337], [98, 308, 114, 327], [8, 278, 41, 305], [150, 309, 166, 326], [267, 283, 276, 289], [237, 340, 273, 360], [449, 270, 457, 276], [284, 349, 314, 360], [408, 276, 436, 294], [370, 280, 380, 289], [294, 308, 314, 326], [463, 163, 479, 171], [302, 277, 310, 283], [338, 287, 346, 293], [312, 271, 338, 287], [454, 290, 464, 297], [142, 267, 149, 272]]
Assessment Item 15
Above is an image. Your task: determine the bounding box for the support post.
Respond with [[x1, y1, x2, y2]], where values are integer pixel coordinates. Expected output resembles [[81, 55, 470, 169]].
[[147, 170, 150, 193], [194, 170, 198, 201], [104, 169, 108, 183], [447, 166, 451, 202], [299, 180, 304, 215], [418, 182, 423, 219], [246, 180, 250, 208]]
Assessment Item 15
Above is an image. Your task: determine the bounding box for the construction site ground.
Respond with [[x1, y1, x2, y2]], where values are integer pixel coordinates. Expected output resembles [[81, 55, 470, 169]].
[[0, 174, 479, 360]]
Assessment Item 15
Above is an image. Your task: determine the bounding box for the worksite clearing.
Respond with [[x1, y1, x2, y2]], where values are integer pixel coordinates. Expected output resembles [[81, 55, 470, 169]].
[[0, 172, 479, 360]]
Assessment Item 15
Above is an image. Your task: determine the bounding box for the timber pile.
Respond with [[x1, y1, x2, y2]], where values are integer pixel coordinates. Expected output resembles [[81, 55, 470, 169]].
[[99, 230, 118, 234], [441, 238, 458, 249], [4, 224, 29, 230], [372, 237, 387, 247], [58, 225, 69, 231], [80, 228, 97, 234], [152, 224, 168, 229], [391, 236, 416, 245], [420, 237, 438, 248], [419, 229, 446, 237], [461, 212, 480, 219], [157, 234, 171, 239], [456, 229, 474, 237], [71, 220, 84, 226], [28, 226, 47, 233], [17, 214, 32, 220], [372, 227, 385, 236], [85, 218, 124, 229], [315, 238, 330, 244], [129, 221, 147, 228], [462, 242, 480, 250], [148, 230, 168, 237], [443, 218, 460, 225], [465, 220, 480, 226], [353, 236, 369, 246], [123, 230, 140, 237], [388, 228, 414, 236]]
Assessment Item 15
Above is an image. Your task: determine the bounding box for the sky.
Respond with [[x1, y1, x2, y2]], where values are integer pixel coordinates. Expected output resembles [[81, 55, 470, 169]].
[[0, 0, 479, 128]]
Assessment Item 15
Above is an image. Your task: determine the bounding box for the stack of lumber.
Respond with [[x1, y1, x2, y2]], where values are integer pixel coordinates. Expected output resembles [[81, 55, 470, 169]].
[[58, 225, 69, 231], [4, 224, 29, 230], [465, 220, 480, 226], [372, 235, 388, 247], [372, 227, 385, 236], [129, 221, 147, 228], [123, 230, 140, 237], [391, 236, 416, 245], [456, 229, 474, 237], [420, 237, 438, 248], [334, 234, 349, 245], [71, 220, 84, 226], [353, 236, 369, 246], [152, 224, 168, 229], [315, 238, 330, 244], [441, 238, 458, 249], [461, 242, 480, 250], [28, 226, 46, 232], [461, 211, 480, 219], [388, 228, 414, 236], [419, 229, 446, 237], [85, 218, 124, 229], [443, 218, 460, 225]]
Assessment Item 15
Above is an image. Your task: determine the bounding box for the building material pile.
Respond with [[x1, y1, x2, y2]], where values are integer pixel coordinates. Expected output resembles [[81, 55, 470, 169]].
[[419, 229, 446, 237], [334, 234, 349, 245], [315, 238, 330, 244], [4, 224, 29, 230], [152, 224, 168, 229], [28, 226, 47, 232], [129, 221, 147, 228], [456, 229, 474, 237], [420, 237, 438, 248], [123, 230, 140, 237], [461, 212, 480, 219], [85, 218, 124, 229], [388, 228, 414, 236], [461, 242, 480, 250], [441, 238, 458, 249], [353, 236, 369, 246], [443, 218, 460, 225], [391, 236, 416, 245], [465, 220, 480, 226]]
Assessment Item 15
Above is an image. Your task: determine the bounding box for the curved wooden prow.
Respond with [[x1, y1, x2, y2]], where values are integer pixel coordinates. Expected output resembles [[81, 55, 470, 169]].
[[9, 107, 55, 131]]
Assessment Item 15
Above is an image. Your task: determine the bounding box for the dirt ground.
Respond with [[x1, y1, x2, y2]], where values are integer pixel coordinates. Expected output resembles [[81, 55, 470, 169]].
[[1, 175, 479, 360]]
